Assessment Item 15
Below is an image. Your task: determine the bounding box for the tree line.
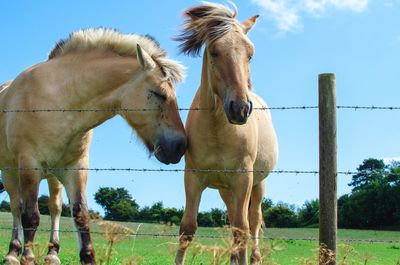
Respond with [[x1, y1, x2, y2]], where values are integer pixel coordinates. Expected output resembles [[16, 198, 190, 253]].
[[91, 158, 400, 229], [0, 158, 399, 230]]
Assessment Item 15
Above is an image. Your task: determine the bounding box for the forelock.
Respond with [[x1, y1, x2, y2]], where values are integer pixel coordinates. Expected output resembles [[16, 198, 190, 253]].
[[174, 2, 239, 56]]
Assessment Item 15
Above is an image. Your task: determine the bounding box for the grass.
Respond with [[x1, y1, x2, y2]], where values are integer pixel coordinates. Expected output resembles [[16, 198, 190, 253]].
[[0, 212, 399, 264]]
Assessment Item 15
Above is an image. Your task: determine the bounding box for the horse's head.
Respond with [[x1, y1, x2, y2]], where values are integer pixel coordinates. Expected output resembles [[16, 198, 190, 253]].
[[206, 17, 257, 125], [120, 45, 187, 164], [176, 3, 259, 125]]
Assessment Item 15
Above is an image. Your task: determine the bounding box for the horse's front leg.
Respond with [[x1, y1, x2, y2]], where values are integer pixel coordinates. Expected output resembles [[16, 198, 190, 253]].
[[44, 177, 63, 265], [230, 172, 253, 265], [60, 162, 96, 265], [175, 171, 204, 265], [248, 181, 266, 265], [2, 170, 23, 265], [18, 157, 42, 265]]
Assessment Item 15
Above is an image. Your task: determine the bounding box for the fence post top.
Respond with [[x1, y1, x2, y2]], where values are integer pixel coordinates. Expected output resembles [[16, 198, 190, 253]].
[[319, 73, 336, 79]]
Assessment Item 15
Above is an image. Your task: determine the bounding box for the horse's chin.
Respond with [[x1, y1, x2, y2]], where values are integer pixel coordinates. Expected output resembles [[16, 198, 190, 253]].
[[155, 153, 171, 165], [154, 151, 181, 165], [225, 112, 249, 125], [227, 117, 248, 125]]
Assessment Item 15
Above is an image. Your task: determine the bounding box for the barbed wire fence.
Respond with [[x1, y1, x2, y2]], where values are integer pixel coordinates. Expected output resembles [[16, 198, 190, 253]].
[[0, 93, 400, 253], [0, 105, 399, 113], [0, 226, 398, 244]]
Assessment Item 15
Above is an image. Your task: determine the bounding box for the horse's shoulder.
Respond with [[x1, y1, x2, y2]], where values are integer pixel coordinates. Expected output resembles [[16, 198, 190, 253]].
[[250, 92, 267, 108]]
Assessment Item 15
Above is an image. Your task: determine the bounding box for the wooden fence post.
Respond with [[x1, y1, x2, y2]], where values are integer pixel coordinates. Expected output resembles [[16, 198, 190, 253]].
[[319, 73, 337, 265]]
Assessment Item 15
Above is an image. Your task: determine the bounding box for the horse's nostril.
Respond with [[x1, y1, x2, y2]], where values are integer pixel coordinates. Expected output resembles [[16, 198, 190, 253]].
[[229, 101, 235, 115], [175, 140, 187, 155], [247, 101, 253, 117]]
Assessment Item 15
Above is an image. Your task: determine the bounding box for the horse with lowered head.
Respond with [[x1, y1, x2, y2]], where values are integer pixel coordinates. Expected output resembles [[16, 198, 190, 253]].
[[174, 3, 278, 265], [0, 28, 187, 265]]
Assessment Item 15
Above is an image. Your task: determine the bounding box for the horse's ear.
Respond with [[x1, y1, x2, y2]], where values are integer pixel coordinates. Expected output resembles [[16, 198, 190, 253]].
[[136, 44, 156, 71], [242, 15, 259, 34]]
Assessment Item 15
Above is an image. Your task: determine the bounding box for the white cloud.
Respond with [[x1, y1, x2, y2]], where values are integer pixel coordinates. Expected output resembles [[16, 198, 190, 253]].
[[251, 0, 368, 33], [253, 0, 301, 32]]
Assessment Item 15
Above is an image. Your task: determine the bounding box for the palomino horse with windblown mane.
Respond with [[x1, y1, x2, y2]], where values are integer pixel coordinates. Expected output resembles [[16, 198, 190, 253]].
[[174, 3, 278, 265], [0, 28, 187, 265]]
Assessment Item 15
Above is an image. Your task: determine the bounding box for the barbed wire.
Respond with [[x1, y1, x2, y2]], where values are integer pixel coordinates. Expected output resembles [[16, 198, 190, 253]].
[[1, 167, 357, 175], [0, 107, 315, 113], [3, 167, 400, 181], [0, 105, 399, 113], [3, 167, 400, 177], [337, 105, 400, 110], [0, 226, 398, 243]]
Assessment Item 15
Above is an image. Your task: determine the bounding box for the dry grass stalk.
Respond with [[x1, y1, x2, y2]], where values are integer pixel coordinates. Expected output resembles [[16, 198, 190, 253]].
[[33, 242, 47, 265], [299, 243, 377, 265], [319, 243, 336, 265], [98, 221, 133, 265], [170, 226, 278, 265]]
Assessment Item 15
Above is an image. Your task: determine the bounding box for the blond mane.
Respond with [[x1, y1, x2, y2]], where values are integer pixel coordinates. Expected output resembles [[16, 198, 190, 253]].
[[175, 1, 238, 56], [48, 28, 185, 83]]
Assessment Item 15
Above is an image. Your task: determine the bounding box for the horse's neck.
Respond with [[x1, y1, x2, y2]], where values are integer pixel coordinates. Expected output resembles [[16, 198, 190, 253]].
[[57, 52, 137, 131]]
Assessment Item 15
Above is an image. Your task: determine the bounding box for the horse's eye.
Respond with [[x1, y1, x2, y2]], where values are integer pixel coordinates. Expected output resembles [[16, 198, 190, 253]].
[[150, 90, 167, 101], [210, 51, 219, 58], [248, 55, 253, 62]]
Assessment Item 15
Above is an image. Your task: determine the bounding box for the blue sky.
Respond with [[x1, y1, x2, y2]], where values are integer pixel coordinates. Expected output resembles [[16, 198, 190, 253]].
[[0, 0, 399, 214]]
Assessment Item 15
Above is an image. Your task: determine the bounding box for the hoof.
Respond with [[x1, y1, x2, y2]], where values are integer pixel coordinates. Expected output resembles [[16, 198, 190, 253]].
[[3, 255, 20, 265], [250, 250, 262, 265], [44, 254, 61, 265], [19, 255, 35, 265]]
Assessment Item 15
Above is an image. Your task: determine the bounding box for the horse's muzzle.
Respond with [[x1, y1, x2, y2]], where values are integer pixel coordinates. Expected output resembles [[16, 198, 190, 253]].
[[154, 134, 187, 164], [225, 100, 253, 125]]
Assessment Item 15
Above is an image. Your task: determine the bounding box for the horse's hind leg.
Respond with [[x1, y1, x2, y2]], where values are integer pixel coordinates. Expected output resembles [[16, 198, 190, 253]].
[[2, 170, 23, 265], [44, 177, 62, 265], [175, 171, 204, 265], [248, 181, 266, 265], [18, 157, 42, 265]]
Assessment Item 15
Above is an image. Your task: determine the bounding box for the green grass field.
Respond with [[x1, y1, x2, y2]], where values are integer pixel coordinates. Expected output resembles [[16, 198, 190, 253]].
[[0, 212, 399, 265]]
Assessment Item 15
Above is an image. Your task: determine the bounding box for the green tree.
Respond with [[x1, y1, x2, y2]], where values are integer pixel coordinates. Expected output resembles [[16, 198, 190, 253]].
[[0, 200, 10, 212], [210, 208, 227, 227], [297, 199, 319, 227], [137, 206, 152, 222], [198, 212, 214, 227], [265, 203, 298, 228], [38, 195, 50, 215], [261, 198, 273, 215], [349, 158, 385, 192], [161, 207, 183, 224], [149, 201, 164, 222], [94, 187, 139, 221], [338, 159, 400, 229], [62, 203, 71, 217], [37, 195, 71, 217]]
